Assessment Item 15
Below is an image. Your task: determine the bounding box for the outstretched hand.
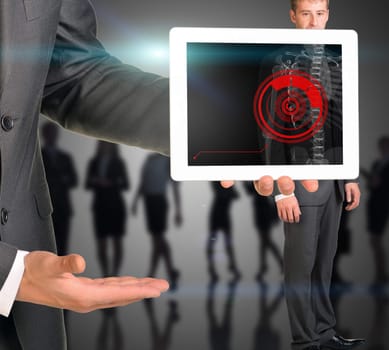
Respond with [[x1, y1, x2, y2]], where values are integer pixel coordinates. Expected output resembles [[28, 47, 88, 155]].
[[16, 251, 169, 313], [221, 176, 319, 196]]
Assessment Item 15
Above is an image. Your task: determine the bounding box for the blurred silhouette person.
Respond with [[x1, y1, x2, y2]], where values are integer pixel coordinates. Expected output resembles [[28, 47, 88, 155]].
[[132, 153, 182, 290], [207, 182, 241, 282], [244, 181, 282, 280], [143, 299, 180, 350], [361, 135, 389, 288], [252, 280, 283, 350], [207, 279, 238, 350], [41, 122, 78, 257], [96, 308, 124, 350], [85, 141, 130, 277], [331, 205, 352, 287]]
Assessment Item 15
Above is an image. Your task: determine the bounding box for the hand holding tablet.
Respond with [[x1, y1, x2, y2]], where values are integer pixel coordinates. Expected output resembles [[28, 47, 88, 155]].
[[221, 177, 319, 196]]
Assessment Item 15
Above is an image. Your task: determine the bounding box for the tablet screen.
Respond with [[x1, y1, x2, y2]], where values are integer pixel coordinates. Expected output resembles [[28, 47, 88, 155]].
[[170, 28, 358, 180]]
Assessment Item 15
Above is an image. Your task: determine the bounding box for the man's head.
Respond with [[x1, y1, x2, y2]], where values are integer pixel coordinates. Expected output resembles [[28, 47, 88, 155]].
[[290, 0, 329, 29]]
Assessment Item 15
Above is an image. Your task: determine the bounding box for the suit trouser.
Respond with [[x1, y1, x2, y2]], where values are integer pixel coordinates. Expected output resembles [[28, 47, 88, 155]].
[[283, 185, 343, 350], [0, 303, 66, 350]]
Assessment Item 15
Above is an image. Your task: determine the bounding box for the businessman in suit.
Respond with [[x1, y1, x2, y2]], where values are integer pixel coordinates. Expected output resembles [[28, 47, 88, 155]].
[[41, 122, 78, 257], [1, 0, 172, 347], [271, 1, 364, 349], [0, 0, 318, 348]]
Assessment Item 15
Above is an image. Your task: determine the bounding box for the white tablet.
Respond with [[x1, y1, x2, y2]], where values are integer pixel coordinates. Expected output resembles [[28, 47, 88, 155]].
[[169, 27, 359, 181]]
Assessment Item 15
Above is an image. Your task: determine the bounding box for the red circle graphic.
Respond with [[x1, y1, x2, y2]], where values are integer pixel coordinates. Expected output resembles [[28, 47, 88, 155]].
[[253, 69, 328, 144]]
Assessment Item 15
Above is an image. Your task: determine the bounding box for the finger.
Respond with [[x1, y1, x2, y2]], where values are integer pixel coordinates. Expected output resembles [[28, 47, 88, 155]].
[[345, 200, 358, 211], [344, 204, 352, 211], [286, 207, 295, 223], [277, 206, 282, 219], [346, 189, 352, 203], [293, 207, 301, 223], [254, 175, 274, 196], [220, 180, 234, 188], [277, 176, 295, 195], [127, 278, 170, 292], [92, 276, 140, 284], [300, 180, 319, 192], [78, 284, 166, 312], [100, 298, 145, 310], [57, 254, 86, 275], [94, 295, 160, 310], [91, 277, 169, 292], [345, 202, 355, 211], [280, 209, 288, 222]]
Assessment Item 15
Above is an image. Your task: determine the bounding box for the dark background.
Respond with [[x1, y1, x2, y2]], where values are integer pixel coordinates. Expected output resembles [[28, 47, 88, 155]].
[[39, 1, 389, 349]]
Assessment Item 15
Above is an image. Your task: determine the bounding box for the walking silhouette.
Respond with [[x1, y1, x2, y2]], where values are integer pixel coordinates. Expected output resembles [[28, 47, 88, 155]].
[[132, 153, 182, 290], [85, 141, 129, 277], [361, 135, 389, 288], [244, 182, 282, 280], [206, 182, 241, 282], [41, 122, 78, 256]]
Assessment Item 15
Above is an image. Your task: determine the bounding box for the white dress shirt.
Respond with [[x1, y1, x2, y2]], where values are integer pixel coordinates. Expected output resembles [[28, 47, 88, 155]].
[[0, 250, 29, 317]]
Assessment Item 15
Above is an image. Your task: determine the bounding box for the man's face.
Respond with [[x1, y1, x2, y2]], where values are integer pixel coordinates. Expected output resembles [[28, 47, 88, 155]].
[[290, 0, 329, 29]]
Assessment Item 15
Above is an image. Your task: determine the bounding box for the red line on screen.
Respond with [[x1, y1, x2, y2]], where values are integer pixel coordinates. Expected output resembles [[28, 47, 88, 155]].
[[192, 144, 268, 161]]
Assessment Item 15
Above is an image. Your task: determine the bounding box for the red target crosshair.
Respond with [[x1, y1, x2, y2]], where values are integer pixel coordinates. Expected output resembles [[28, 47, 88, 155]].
[[253, 69, 328, 144]]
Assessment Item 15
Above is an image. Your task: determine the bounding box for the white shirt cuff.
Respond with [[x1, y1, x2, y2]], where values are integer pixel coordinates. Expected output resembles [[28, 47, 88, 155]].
[[0, 250, 29, 317]]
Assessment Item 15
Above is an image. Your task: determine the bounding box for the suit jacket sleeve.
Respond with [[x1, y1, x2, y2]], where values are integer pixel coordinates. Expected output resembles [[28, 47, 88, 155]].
[[0, 243, 18, 289], [41, 0, 170, 155]]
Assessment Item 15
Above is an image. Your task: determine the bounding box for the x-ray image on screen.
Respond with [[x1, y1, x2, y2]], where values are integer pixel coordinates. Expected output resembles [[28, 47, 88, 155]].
[[187, 42, 343, 166]]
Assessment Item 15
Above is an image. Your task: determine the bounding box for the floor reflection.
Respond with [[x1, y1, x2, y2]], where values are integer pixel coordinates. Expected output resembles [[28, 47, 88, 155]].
[[96, 308, 124, 350], [143, 299, 180, 350], [206, 279, 239, 350], [252, 280, 283, 350], [366, 292, 389, 350], [67, 281, 389, 350]]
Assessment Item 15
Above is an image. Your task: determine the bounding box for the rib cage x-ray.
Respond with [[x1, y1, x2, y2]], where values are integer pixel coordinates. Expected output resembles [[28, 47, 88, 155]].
[[260, 44, 343, 165]]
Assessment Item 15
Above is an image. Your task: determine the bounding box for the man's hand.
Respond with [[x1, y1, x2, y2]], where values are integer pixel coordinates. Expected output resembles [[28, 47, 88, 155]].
[[344, 182, 360, 211], [221, 176, 318, 196], [276, 195, 301, 223], [16, 251, 169, 313]]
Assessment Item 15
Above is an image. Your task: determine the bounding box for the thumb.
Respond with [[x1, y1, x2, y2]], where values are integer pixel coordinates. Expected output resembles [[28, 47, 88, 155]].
[[277, 176, 295, 195], [55, 254, 86, 275], [300, 180, 319, 192], [220, 180, 234, 188], [254, 175, 274, 196]]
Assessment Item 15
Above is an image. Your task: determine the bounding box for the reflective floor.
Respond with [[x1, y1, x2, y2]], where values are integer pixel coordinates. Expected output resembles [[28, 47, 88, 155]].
[[67, 279, 389, 350]]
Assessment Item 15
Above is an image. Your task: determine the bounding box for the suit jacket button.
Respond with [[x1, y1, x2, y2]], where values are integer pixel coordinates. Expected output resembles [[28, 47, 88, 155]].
[[1, 208, 9, 225], [1, 115, 14, 131]]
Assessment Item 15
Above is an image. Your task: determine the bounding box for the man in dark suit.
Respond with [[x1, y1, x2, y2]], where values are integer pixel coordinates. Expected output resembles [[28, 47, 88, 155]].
[[0, 0, 317, 348], [272, 1, 364, 350], [0, 0, 171, 347], [41, 122, 78, 257]]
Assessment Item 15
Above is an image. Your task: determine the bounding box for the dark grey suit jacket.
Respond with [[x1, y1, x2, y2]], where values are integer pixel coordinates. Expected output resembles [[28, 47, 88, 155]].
[[1, 0, 168, 347]]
